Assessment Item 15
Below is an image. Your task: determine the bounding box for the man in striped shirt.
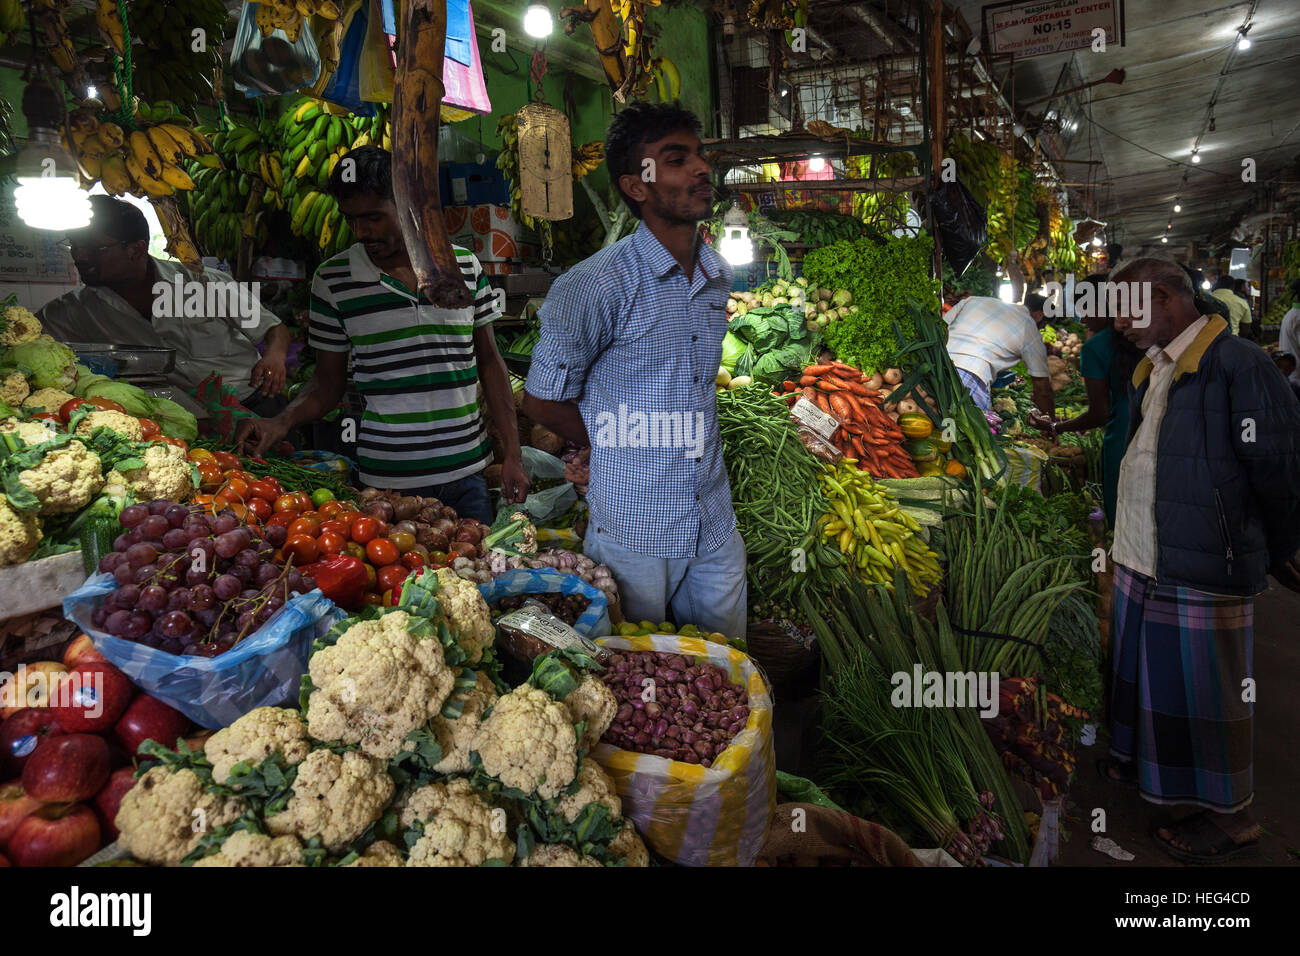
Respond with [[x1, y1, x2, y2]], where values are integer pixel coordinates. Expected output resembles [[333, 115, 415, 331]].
[[235, 147, 528, 521]]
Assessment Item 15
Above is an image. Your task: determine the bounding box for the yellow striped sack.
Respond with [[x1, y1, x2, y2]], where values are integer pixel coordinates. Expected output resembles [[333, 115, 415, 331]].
[[591, 634, 776, 866]]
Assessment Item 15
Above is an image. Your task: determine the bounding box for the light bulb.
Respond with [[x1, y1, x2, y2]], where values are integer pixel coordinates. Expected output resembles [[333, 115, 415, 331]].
[[1237, 32, 1251, 50], [1201, 280, 1212, 291], [1174, 203, 1181, 213], [1092, 237, 1102, 247], [13, 177, 92, 231], [1192, 151, 1201, 164], [808, 155, 825, 172], [523, 3, 553, 39], [1161, 236, 1168, 243]]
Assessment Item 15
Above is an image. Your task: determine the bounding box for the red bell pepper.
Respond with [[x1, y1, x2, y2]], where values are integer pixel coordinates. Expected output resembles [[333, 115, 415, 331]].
[[302, 555, 368, 610]]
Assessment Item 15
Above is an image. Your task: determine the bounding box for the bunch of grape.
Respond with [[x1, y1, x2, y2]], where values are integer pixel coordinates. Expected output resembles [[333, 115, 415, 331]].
[[89, 499, 317, 658], [494, 593, 591, 626]]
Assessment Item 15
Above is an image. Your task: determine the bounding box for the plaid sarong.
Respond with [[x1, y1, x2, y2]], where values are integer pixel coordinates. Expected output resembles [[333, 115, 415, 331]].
[[1109, 564, 1254, 812], [957, 367, 992, 412]]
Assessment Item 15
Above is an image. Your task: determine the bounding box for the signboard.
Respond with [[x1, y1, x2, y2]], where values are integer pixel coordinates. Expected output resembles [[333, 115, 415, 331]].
[[982, 0, 1124, 58], [0, 185, 77, 283]]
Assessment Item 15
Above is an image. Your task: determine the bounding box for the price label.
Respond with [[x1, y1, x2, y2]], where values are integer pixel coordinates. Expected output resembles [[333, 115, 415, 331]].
[[791, 397, 840, 440]]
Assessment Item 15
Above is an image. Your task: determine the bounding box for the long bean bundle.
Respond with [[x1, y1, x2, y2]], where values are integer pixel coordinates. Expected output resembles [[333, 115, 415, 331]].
[[717, 388, 849, 605]]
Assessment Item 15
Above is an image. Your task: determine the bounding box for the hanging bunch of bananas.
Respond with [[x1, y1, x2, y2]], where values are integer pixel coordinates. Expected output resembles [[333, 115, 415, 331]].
[[182, 117, 282, 263], [120, 0, 226, 116], [612, 0, 661, 97], [747, 0, 797, 30], [571, 141, 605, 180], [29, 0, 104, 108], [61, 100, 216, 200], [646, 57, 681, 103], [250, 0, 341, 44], [278, 97, 388, 257], [1046, 204, 1083, 274], [848, 148, 916, 230], [0, 0, 25, 48], [947, 133, 1002, 211]]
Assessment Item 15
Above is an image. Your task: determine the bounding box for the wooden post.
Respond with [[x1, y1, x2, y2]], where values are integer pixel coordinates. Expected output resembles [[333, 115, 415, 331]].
[[928, 0, 945, 280]]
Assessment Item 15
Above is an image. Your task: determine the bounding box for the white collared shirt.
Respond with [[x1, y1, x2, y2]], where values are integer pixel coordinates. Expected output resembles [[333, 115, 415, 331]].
[[1112, 318, 1208, 576]]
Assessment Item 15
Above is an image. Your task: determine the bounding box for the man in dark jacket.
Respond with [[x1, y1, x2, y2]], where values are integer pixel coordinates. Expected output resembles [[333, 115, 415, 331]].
[[1102, 257, 1300, 863]]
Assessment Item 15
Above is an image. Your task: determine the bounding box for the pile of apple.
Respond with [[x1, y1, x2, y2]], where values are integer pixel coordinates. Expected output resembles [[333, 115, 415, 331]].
[[0, 637, 197, 867]]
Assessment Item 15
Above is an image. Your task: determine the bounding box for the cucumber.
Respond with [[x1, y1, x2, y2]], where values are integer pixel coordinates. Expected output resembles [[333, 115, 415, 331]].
[[79, 513, 119, 576]]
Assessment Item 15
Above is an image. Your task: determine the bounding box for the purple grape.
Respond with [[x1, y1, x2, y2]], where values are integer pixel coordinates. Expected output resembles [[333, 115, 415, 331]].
[[123, 612, 152, 640], [189, 583, 216, 609], [235, 548, 261, 570], [161, 527, 189, 551], [133, 564, 159, 585], [184, 525, 210, 544], [91, 607, 108, 628], [238, 588, 259, 600], [159, 638, 184, 655], [98, 551, 125, 573], [113, 533, 134, 552], [164, 504, 189, 528], [213, 574, 241, 601], [263, 524, 288, 547], [195, 607, 219, 628], [139, 515, 170, 540], [299, 575, 316, 593], [254, 563, 281, 587], [185, 566, 212, 587], [230, 565, 253, 585], [166, 587, 192, 612], [213, 513, 239, 534], [216, 634, 237, 652], [158, 610, 193, 638], [147, 499, 172, 516], [138, 585, 168, 613], [116, 583, 142, 607], [125, 542, 159, 568], [181, 643, 203, 656], [119, 504, 148, 528], [236, 611, 256, 633], [113, 564, 136, 587], [285, 569, 304, 592], [104, 609, 131, 636]]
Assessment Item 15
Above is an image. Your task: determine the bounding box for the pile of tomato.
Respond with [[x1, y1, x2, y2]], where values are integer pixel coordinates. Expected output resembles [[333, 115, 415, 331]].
[[185, 449, 439, 606]]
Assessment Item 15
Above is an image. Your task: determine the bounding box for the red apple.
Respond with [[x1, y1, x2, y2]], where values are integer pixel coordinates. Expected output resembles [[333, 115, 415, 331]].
[[114, 694, 191, 758], [0, 662, 67, 719], [62, 634, 107, 669], [92, 767, 136, 842], [8, 803, 100, 867], [21, 734, 110, 803], [0, 709, 67, 777], [0, 779, 42, 847], [48, 661, 132, 733]]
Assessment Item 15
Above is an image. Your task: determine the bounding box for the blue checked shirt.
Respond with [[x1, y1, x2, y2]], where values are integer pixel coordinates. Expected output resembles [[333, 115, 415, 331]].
[[526, 224, 736, 559]]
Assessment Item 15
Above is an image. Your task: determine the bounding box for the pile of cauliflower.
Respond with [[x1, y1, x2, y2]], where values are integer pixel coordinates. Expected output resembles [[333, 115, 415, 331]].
[[113, 570, 648, 868]]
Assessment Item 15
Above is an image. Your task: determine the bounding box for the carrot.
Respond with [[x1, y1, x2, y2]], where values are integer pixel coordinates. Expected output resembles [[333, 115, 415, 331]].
[[829, 392, 855, 419], [782, 381, 797, 392], [831, 360, 863, 377], [816, 392, 832, 414], [781, 392, 798, 404], [801, 387, 818, 404], [803, 364, 835, 375], [799, 375, 818, 386], [840, 391, 867, 420], [816, 379, 843, 392], [840, 420, 865, 436], [839, 379, 872, 397], [851, 436, 868, 459]]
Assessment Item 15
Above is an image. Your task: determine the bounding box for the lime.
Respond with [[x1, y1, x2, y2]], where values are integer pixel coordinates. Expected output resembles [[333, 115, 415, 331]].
[[311, 488, 335, 507]]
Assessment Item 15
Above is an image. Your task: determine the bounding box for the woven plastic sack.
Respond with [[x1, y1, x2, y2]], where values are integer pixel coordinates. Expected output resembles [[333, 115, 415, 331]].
[[476, 568, 610, 638], [591, 634, 775, 866], [63, 573, 345, 729], [230, 2, 322, 98]]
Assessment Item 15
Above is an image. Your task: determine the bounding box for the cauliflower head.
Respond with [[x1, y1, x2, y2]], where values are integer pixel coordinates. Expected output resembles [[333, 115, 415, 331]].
[[205, 707, 313, 786], [265, 748, 395, 853], [608, 822, 650, 867], [0, 493, 42, 566], [110, 442, 193, 502], [433, 568, 494, 664], [1, 306, 42, 346], [519, 843, 602, 867], [429, 670, 498, 775], [306, 610, 455, 760], [75, 409, 143, 441], [564, 675, 617, 751], [1, 417, 59, 446], [1, 370, 29, 406], [191, 830, 305, 868], [18, 441, 104, 515], [472, 684, 578, 800], [401, 778, 514, 867], [21, 387, 75, 413], [343, 840, 405, 867], [115, 766, 249, 865], [555, 760, 621, 825]]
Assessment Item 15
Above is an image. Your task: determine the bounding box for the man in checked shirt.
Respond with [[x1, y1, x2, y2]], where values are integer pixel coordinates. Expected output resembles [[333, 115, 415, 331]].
[[523, 103, 747, 640]]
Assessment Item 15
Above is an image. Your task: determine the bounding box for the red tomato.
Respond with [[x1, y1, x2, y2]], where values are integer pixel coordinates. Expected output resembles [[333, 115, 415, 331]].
[[291, 491, 312, 512], [316, 531, 346, 556], [213, 451, 242, 471], [317, 519, 350, 538], [273, 494, 299, 513], [283, 535, 319, 564], [222, 477, 249, 500], [30, 412, 59, 423], [188, 448, 216, 463], [287, 516, 321, 539], [427, 550, 448, 568], [85, 397, 126, 413], [159, 436, 188, 453], [262, 477, 283, 498], [137, 418, 161, 439], [400, 552, 425, 571], [246, 497, 273, 521], [344, 541, 366, 561], [197, 462, 222, 489], [266, 510, 299, 529], [222, 501, 249, 520], [59, 398, 88, 422], [362, 592, 383, 606], [389, 531, 416, 553], [365, 538, 399, 567], [378, 564, 408, 592], [317, 501, 345, 520], [247, 479, 277, 502], [349, 516, 380, 544]]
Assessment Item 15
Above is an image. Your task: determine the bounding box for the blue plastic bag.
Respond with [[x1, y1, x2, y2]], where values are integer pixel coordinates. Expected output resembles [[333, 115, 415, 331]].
[[63, 574, 345, 729], [476, 568, 611, 638]]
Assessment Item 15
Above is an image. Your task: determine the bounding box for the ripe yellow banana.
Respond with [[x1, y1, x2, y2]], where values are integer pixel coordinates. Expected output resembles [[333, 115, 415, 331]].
[[146, 126, 187, 167], [95, 0, 125, 55], [96, 121, 125, 150], [99, 154, 132, 196], [158, 162, 195, 191], [125, 153, 173, 197]]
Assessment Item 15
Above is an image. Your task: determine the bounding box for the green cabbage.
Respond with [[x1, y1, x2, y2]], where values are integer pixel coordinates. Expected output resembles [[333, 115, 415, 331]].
[[146, 395, 197, 443], [2, 338, 76, 390], [720, 331, 749, 373], [80, 380, 153, 417], [72, 364, 112, 397]]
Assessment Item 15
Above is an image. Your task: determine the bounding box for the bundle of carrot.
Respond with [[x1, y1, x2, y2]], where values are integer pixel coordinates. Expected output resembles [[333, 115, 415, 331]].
[[775, 360, 920, 478]]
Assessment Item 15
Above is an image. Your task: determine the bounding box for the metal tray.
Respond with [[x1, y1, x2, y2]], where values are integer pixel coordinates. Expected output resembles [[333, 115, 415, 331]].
[[66, 343, 176, 375]]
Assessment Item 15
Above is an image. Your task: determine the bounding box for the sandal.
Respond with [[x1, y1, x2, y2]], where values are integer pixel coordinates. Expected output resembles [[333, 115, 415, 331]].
[[1151, 813, 1260, 865], [1096, 757, 1137, 789]]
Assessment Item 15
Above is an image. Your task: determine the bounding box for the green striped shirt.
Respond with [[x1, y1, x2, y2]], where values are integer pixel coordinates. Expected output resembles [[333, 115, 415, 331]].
[[308, 243, 500, 488]]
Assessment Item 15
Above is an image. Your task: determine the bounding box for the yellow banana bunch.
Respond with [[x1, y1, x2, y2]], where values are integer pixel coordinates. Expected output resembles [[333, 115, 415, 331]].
[[95, 0, 126, 55], [571, 141, 605, 179], [61, 100, 216, 200]]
